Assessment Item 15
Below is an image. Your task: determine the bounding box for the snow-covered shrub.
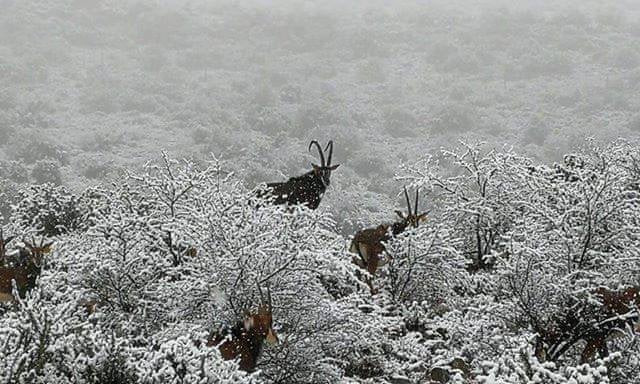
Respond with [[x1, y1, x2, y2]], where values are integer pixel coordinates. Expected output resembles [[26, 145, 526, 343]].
[[476, 337, 620, 384], [48, 154, 370, 383], [3, 143, 640, 384], [393, 140, 640, 383], [31, 159, 62, 185], [492, 141, 640, 362], [11, 183, 87, 236], [134, 336, 257, 384], [0, 178, 20, 224], [400, 142, 534, 273], [382, 220, 467, 305], [0, 283, 137, 384], [0, 160, 29, 183]]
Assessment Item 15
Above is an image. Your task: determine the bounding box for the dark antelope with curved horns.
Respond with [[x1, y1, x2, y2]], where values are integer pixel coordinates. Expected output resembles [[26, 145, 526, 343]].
[[534, 286, 640, 363], [0, 236, 53, 302], [207, 283, 278, 372], [261, 140, 340, 210], [350, 187, 427, 293]]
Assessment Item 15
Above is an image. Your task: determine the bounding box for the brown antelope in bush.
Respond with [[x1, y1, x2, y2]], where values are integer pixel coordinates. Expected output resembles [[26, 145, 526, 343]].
[[261, 140, 340, 210], [535, 286, 640, 363], [0, 237, 53, 302], [350, 187, 427, 293], [207, 284, 278, 372]]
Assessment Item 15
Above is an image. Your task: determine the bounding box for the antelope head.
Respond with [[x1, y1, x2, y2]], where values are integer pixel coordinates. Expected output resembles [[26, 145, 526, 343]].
[[394, 186, 427, 230], [210, 281, 279, 372], [22, 236, 54, 267], [0, 236, 53, 302], [309, 140, 340, 188], [248, 282, 278, 345]]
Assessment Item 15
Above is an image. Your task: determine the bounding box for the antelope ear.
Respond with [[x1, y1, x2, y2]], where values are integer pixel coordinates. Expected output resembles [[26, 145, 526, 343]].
[[265, 328, 278, 345], [329, 164, 340, 170], [243, 317, 254, 331], [42, 242, 54, 253], [418, 213, 428, 222], [395, 210, 405, 220]]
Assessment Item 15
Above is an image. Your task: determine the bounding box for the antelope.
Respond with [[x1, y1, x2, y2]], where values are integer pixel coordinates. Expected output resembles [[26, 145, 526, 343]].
[[350, 187, 427, 293], [0, 237, 53, 303], [260, 140, 340, 210], [534, 286, 640, 364], [207, 284, 278, 372]]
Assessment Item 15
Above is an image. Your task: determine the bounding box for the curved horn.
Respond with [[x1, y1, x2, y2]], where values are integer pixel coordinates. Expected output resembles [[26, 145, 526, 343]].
[[308, 140, 326, 167], [325, 140, 334, 166], [256, 279, 265, 305], [403, 186, 412, 217], [414, 188, 420, 216], [267, 285, 273, 312]]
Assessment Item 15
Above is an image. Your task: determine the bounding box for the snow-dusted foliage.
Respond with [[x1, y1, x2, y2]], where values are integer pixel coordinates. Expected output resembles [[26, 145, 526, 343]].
[[398, 140, 640, 383], [2, 143, 640, 383], [2, 154, 371, 383], [10, 183, 88, 236]]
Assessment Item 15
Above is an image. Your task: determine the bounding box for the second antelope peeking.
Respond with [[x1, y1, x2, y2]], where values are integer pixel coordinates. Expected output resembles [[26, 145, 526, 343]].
[[535, 286, 640, 364], [259, 140, 339, 210], [207, 284, 278, 372], [350, 187, 427, 293], [0, 236, 53, 303]]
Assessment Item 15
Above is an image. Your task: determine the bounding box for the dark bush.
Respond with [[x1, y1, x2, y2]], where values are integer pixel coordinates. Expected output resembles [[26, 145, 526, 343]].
[[31, 159, 63, 185], [79, 131, 126, 153], [0, 160, 29, 183], [9, 134, 67, 165], [13, 184, 85, 236]]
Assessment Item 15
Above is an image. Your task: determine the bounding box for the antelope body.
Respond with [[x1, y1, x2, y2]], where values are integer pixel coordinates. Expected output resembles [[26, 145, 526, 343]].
[[535, 286, 640, 363], [0, 238, 52, 303], [350, 188, 426, 292], [262, 140, 339, 210], [0, 262, 41, 302], [208, 286, 278, 372]]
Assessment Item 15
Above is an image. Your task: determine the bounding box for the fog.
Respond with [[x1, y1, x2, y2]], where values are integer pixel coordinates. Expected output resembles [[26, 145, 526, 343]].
[[2, 0, 640, 230], [3, 2, 640, 382]]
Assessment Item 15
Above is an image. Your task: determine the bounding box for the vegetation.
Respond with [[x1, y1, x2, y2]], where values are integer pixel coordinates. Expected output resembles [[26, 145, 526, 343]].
[[1, 140, 639, 383], [2, 0, 640, 232], [2, 1, 640, 382]]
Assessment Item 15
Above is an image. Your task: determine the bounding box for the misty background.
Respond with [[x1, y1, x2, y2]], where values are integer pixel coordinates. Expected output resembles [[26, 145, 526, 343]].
[[2, 0, 640, 233]]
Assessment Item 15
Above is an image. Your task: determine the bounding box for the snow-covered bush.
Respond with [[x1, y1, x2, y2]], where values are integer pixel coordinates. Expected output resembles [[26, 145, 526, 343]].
[[400, 143, 534, 273], [0, 284, 138, 384], [24, 154, 373, 383], [3, 143, 640, 384], [393, 140, 640, 383], [11, 183, 87, 236]]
